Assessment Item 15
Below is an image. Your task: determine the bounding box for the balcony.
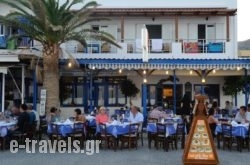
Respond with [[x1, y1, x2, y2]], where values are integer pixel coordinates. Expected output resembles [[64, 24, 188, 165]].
[[65, 38, 233, 59], [0, 37, 234, 59]]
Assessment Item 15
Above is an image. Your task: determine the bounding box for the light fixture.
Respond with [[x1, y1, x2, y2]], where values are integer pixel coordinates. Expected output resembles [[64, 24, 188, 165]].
[[165, 70, 169, 75], [143, 70, 146, 75], [118, 69, 122, 74], [189, 70, 193, 75], [92, 66, 95, 70], [68, 62, 72, 68], [202, 78, 206, 83], [237, 67, 241, 71], [213, 69, 216, 74], [143, 78, 147, 83]]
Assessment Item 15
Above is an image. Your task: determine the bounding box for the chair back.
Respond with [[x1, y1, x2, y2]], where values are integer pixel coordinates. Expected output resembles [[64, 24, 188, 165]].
[[221, 123, 232, 137], [176, 123, 185, 135], [156, 123, 166, 135], [51, 123, 61, 135], [99, 123, 108, 136], [147, 117, 158, 123], [129, 123, 140, 135], [73, 122, 85, 134]]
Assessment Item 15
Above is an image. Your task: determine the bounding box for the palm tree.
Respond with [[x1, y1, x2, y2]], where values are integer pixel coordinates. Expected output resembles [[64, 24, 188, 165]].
[[0, 0, 120, 114]]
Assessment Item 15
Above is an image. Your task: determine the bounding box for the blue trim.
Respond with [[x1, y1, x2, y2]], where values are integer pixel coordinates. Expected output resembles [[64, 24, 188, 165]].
[[173, 70, 176, 114]]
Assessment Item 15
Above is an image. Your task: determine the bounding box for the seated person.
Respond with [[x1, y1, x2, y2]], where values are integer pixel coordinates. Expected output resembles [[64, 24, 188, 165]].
[[74, 108, 86, 123], [148, 106, 168, 121], [27, 105, 36, 125], [95, 106, 109, 124], [127, 105, 144, 123], [235, 106, 248, 123], [207, 108, 219, 139], [46, 107, 59, 123], [10, 103, 30, 133]]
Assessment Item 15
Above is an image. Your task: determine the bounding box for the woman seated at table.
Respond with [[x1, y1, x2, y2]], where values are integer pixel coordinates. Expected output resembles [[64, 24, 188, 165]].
[[95, 106, 109, 124], [46, 107, 59, 123], [74, 108, 86, 123], [207, 108, 219, 139]]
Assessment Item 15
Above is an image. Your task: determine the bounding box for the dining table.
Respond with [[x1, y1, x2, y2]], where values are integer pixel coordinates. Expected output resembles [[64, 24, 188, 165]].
[[0, 120, 17, 137], [215, 121, 249, 149]]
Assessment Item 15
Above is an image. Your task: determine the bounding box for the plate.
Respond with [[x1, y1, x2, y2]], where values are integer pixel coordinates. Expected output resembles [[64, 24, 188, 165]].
[[201, 139, 209, 145], [192, 139, 200, 145], [197, 125, 205, 132], [205, 147, 212, 153], [190, 146, 197, 152], [194, 133, 200, 138], [202, 133, 208, 138]]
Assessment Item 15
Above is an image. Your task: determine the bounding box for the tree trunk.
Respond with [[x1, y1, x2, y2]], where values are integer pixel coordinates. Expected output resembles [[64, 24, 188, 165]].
[[43, 43, 60, 115]]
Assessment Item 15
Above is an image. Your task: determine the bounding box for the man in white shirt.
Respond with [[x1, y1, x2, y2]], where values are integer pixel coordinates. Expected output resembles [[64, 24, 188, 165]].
[[235, 106, 248, 123], [128, 105, 144, 123]]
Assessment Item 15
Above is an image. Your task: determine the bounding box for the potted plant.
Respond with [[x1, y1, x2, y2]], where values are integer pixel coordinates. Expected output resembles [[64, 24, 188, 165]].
[[120, 79, 140, 106]]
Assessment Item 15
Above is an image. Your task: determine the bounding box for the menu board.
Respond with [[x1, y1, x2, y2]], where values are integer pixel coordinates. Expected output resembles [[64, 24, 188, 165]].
[[183, 117, 219, 165], [187, 120, 214, 160]]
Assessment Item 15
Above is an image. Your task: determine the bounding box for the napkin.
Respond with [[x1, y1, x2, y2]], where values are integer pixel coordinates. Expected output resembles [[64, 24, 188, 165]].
[[231, 120, 238, 126], [64, 119, 72, 124]]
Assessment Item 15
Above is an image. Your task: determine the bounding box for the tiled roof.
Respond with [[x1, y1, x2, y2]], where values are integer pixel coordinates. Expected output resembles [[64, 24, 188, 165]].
[[91, 8, 237, 16]]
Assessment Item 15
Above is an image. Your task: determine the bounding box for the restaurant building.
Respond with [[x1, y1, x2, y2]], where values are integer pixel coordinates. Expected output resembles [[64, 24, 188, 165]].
[[0, 0, 249, 118]]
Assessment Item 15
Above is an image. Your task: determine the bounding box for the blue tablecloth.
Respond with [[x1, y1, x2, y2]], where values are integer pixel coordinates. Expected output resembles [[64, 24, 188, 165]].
[[147, 123, 176, 137], [96, 123, 130, 138], [215, 124, 248, 138], [47, 123, 73, 137]]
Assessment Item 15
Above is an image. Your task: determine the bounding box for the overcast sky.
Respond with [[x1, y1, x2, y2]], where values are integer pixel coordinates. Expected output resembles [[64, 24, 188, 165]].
[[237, 0, 250, 41]]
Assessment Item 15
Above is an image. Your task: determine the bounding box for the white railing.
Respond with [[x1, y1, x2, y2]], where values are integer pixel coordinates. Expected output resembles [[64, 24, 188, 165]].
[[64, 38, 228, 55]]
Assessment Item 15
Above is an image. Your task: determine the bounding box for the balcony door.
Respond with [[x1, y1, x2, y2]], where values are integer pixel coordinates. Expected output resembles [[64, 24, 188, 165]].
[[146, 25, 162, 39]]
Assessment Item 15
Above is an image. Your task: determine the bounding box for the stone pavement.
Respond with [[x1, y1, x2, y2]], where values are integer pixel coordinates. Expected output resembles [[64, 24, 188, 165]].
[[0, 139, 250, 165]]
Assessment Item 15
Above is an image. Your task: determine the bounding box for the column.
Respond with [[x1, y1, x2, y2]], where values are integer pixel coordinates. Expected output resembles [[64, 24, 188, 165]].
[[173, 69, 176, 114], [1, 73, 5, 112], [21, 64, 25, 104], [33, 69, 37, 111]]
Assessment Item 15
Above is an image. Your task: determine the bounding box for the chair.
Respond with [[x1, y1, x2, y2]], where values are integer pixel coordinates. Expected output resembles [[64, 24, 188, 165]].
[[127, 44, 133, 53], [101, 42, 111, 53], [70, 122, 86, 148], [155, 123, 168, 151], [147, 118, 158, 149], [76, 43, 84, 52], [174, 123, 186, 149], [120, 123, 139, 150], [98, 123, 117, 151], [38, 117, 48, 140], [162, 43, 170, 53], [50, 123, 64, 142], [221, 123, 234, 151], [12, 122, 29, 144], [26, 121, 37, 140]]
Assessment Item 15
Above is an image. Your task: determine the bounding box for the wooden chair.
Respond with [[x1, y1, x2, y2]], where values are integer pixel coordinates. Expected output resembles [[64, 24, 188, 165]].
[[174, 123, 186, 149], [38, 118, 48, 140], [70, 122, 86, 148], [50, 123, 64, 142], [147, 117, 158, 149], [155, 123, 168, 151], [221, 123, 234, 151], [98, 123, 117, 151], [120, 123, 139, 150]]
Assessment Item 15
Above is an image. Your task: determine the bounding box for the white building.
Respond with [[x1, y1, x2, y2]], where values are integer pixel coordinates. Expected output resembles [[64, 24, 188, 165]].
[[0, 0, 249, 117]]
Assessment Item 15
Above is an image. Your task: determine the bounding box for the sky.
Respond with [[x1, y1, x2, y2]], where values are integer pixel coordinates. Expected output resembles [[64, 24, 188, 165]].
[[237, 0, 250, 41]]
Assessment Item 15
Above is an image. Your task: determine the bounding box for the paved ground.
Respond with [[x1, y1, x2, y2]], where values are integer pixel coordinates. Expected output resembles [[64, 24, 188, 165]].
[[1, 138, 250, 165]]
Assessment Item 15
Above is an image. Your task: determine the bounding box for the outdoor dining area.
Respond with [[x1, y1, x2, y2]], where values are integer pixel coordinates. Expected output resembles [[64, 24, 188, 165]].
[[1, 103, 250, 154]]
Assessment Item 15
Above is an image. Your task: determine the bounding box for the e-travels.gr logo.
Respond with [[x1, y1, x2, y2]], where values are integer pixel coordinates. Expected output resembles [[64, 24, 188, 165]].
[[10, 138, 101, 155]]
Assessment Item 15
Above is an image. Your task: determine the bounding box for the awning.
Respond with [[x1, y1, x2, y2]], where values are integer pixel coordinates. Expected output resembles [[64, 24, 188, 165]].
[[75, 58, 250, 70]]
